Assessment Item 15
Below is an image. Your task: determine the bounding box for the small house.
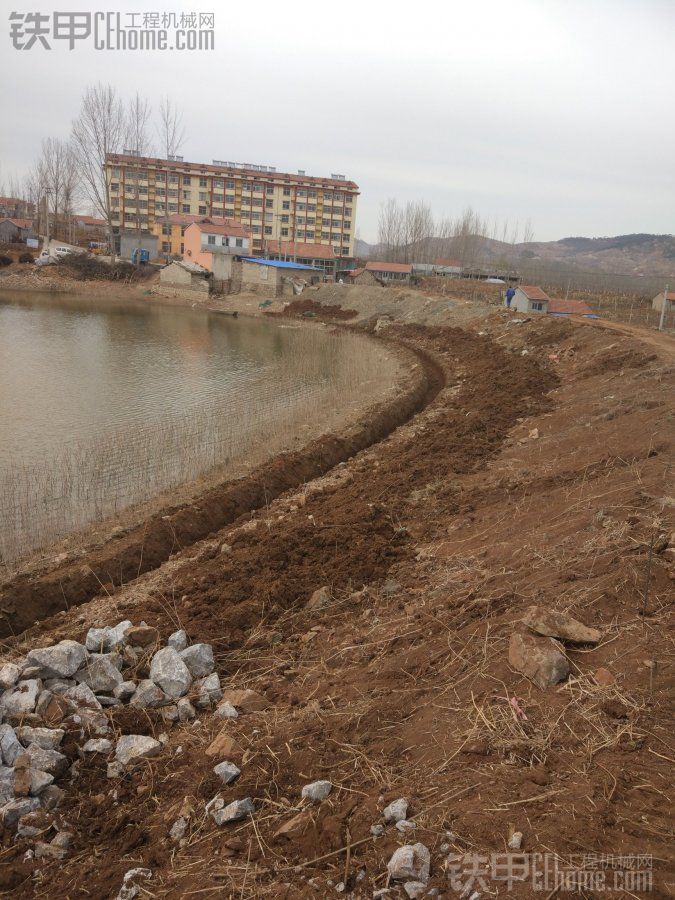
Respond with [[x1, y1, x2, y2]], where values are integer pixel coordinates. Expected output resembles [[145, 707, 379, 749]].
[[338, 267, 381, 286], [547, 298, 594, 316], [265, 241, 336, 276], [183, 220, 252, 288], [159, 259, 211, 297], [365, 261, 412, 283], [239, 258, 320, 298], [0, 218, 34, 243], [651, 290, 675, 313], [512, 285, 552, 313]]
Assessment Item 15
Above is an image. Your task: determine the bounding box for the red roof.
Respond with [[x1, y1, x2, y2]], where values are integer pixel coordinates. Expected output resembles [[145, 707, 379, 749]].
[[518, 285, 551, 302], [433, 257, 461, 267], [366, 261, 413, 274], [2, 218, 32, 229], [75, 215, 106, 226], [662, 291, 675, 301], [266, 240, 335, 260], [186, 220, 251, 238], [347, 268, 365, 278], [548, 298, 594, 316]]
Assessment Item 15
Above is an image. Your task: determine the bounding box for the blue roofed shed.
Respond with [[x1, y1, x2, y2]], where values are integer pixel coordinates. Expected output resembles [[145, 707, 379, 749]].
[[240, 256, 322, 297]]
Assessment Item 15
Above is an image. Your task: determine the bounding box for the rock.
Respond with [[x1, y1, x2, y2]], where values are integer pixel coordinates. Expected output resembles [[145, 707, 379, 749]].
[[36, 691, 72, 725], [149, 647, 192, 699], [594, 668, 615, 687], [220, 542, 232, 554], [211, 797, 254, 825], [167, 630, 188, 652], [130, 680, 167, 708], [64, 683, 102, 709], [215, 701, 238, 719], [387, 844, 431, 883], [123, 625, 159, 647], [523, 605, 602, 644], [107, 761, 124, 779], [82, 738, 113, 753], [160, 705, 179, 723], [0, 797, 40, 828], [68, 707, 110, 735], [75, 655, 123, 693], [213, 761, 240, 784], [218, 688, 268, 713], [0, 663, 21, 690], [16, 726, 64, 751], [44, 678, 76, 694], [52, 830, 73, 849], [383, 797, 408, 823], [301, 780, 332, 802], [116, 867, 152, 900], [28, 769, 54, 796], [370, 824, 385, 837], [25, 640, 87, 678], [25, 744, 69, 777], [115, 735, 162, 766], [169, 816, 188, 841], [177, 698, 196, 722], [179, 644, 214, 678], [403, 882, 427, 899], [0, 679, 41, 717], [508, 632, 570, 689], [113, 680, 137, 701], [0, 724, 23, 765], [306, 586, 331, 610], [396, 819, 417, 833], [85, 621, 132, 653], [0, 767, 15, 803], [41, 784, 66, 809], [508, 831, 523, 850], [35, 840, 68, 860], [98, 696, 121, 708], [205, 732, 241, 758], [274, 810, 312, 840], [194, 673, 222, 709]]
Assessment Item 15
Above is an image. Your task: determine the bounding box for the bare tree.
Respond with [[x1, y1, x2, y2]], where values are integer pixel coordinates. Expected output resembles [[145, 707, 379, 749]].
[[156, 96, 186, 160], [123, 93, 154, 234], [33, 138, 79, 241], [377, 198, 404, 262], [71, 83, 126, 257]]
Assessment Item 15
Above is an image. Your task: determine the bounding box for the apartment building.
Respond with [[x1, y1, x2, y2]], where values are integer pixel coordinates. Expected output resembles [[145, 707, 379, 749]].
[[105, 153, 359, 259]]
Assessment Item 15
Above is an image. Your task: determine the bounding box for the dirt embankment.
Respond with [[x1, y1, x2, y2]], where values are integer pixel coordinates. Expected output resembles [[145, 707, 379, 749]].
[[0, 307, 673, 898]]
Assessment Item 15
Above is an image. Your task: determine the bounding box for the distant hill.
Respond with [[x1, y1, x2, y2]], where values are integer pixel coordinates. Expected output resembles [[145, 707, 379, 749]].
[[356, 233, 675, 279]]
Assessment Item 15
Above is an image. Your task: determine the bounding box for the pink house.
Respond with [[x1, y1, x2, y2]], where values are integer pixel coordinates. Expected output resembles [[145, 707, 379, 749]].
[[183, 219, 252, 281]]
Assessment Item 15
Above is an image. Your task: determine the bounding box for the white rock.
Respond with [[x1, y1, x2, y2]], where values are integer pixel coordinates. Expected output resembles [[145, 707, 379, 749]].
[[130, 680, 167, 708], [404, 881, 427, 899], [0, 679, 41, 717], [64, 683, 102, 709], [194, 672, 222, 708], [116, 867, 152, 900], [107, 760, 124, 779], [25, 640, 87, 678], [83, 738, 113, 753], [177, 697, 196, 722], [149, 647, 192, 699], [214, 700, 238, 719], [396, 819, 417, 833], [0, 796, 40, 828], [179, 644, 214, 678], [169, 816, 188, 841], [75, 654, 123, 693], [44, 678, 76, 694], [0, 724, 22, 765], [0, 767, 15, 803], [370, 824, 385, 837], [113, 680, 137, 701], [41, 784, 65, 810], [383, 798, 409, 823], [25, 744, 69, 777], [213, 761, 240, 784], [167, 630, 188, 652], [0, 663, 21, 690], [115, 735, 162, 766], [16, 726, 65, 751], [160, 705, 179, 723], [508, 831, 523, 850], [301, 780, 332, 802], [29, 769, 54, 796], [85, 621, 132, 653], [98, 696, 121, 708], [387, 844, 431, 883], [211, 797, 254, 825]]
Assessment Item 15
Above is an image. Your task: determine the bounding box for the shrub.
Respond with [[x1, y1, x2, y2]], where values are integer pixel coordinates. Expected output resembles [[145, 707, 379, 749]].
[[19, 252, 34, 263], [0, 255, 12, 267], [58, 253, 154, 282]]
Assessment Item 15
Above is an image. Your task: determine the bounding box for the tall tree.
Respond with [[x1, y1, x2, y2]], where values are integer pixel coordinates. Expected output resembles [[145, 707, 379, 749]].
[[156, 96, 186, 160], [124, 93, 153, 233]]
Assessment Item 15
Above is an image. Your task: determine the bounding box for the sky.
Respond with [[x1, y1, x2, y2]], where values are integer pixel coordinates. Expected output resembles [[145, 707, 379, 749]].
[[1, 0, 673, 243]]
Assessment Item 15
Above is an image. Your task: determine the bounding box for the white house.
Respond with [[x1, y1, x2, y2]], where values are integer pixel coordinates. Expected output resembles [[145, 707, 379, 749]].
[[512, 285, 552, 314], [651, 290, 675, 313]]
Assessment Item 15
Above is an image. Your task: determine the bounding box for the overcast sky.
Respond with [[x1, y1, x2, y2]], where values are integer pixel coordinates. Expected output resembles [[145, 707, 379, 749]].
[[1, 0, 673, 242]]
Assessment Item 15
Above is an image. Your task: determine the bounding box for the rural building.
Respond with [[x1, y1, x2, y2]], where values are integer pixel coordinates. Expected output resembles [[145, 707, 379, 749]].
[[651, 290, 675, 312], [119, 230, 158, 261], [74, 215, 107, 234], [264, 240, 336, 276], [240, 258, 320, 298], [0, 196, 35, 219], [512, 285, 552, 313], [365, 261, 412, 283], [547, 298, 594, 316], [0, 218, 34, 243], [183, 220, 252, 289], [106, 153, 358, 259], [153, 213, 234, 256], [159, 259, 211, 297], [338, 267, 381, 286], [413, 258, 462, 276]]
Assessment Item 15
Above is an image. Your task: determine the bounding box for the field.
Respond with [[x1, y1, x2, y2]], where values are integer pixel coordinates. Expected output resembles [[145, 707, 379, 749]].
[[0, 296, 672, 898]]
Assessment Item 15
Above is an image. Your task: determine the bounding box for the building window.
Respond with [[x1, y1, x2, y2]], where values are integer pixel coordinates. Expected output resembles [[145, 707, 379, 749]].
[[264, 226, 272, 235], [226, 180, 235, 188], [162, 241, 170, 252], [265, 199, 274, 208], [283, 187, 291, 196], [213, 193, 223, 203], [281, 214, 289, 223], [199, 177, 208, 187], [531, 301, 544, 311], [199, 192, 208, 202], [182, 204, 190, 213], [306, 231, 315, 239], [282, 201, 290, 210], [162, 225, 171, 235], [168, 203, 178, 212], [183, 176, 191, 185], [207, 235, 216, 245], [169, 174, 179, 184], [281, 228, 288, 237], [213, 207, 224, 216], [235, 238, 243, 247], [156, 172, 166, 182], [213, 178, 224, 188], [199, 206, 207, 215], [180, 243, 184, 253]]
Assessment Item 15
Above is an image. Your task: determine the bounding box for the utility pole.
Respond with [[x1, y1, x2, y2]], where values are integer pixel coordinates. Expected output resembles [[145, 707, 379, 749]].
[[658, 283, 669, 331]]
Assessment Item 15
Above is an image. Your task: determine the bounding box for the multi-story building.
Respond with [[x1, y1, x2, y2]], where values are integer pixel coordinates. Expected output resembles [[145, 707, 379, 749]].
[[105, 153, 359, 259]]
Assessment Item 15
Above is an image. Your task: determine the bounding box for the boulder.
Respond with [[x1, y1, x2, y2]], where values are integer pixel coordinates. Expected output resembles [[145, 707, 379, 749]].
[[383, 797, 408, 824], [64, 683, 102, 709], [67, 707, 110, 736], [75, 654, 123, 693], [523, 606, 602, 644], [211, 797, 254, 825], [15, 727, 64, 751], [218, 688, 268, 713], [213, 761, 240, 785], [194, 673, 222, 709], [36, 691, 72, 725], [403, 882, 427, 899], [149, 647, 192, 699], [167, 630, 188, 652], [25, 640, 87, 678], [0, 679, 41, 718], [301, 780, 332, 803], [0, 797, 40, 828], [387, 844, 431, 883], [115, 735, 162, 766], [169, 816, 188, 841], [123, 625, 159, 648], [25, 744, 69, 777], [508, 631, 570, 689], [82, 738, 113, 753], [214, 701, 238, 719], [85, 621, 132, 653], [205, 732, 241, 758], [40, 784, 66, 810], [306, 586, 331, 610], [130, 680, 167, 708], [113, 681, 137, 701], [179, 644, 214, 678], [44, 678, 76, 694], [0, 663, 21, 690], [177, 698, 196, 722], [0, 725, 23, 765], [28, 769, 54, 797]]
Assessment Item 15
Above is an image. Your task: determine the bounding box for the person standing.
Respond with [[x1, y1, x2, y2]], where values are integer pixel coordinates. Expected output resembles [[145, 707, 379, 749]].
[[505, 286, 516, 308]]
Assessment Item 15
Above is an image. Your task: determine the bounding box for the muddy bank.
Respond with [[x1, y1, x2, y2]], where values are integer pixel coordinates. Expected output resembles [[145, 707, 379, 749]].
[[0, 334, 443, 638]]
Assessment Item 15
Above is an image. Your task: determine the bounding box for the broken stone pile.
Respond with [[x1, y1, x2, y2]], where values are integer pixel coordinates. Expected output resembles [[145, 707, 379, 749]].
[[0, 620, 221, 837]]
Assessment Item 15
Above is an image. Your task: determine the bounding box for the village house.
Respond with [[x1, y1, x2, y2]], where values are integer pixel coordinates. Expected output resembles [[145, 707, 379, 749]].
[[365, 261, 413, 283], [73, 215, 107, 235], [264, 240, 336, 276], [152, 213, 233, 257], [240, 258, 320, 298], [0, 196, 34, 219], [159, 259, 211, 297], [651, 289, 675, 313], [412, 258, 462, 277], [547, 298, 594, 316], [511, 284, 552, 313], [183, 219, 252, 290], [0, 218, 35, 243], [338, 267, 381, 286]]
